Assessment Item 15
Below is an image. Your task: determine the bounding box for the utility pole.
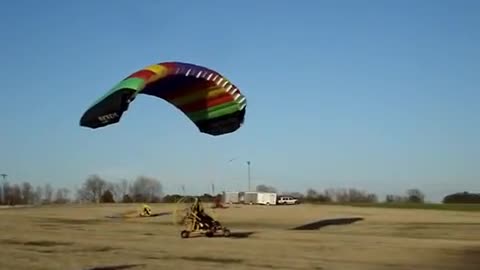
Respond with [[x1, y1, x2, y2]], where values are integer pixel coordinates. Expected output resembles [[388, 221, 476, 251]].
[[0, 174, 6, 182], [246, 161, 251, 191], [226, 158, 251, 192], [226, 157, 238, 191]]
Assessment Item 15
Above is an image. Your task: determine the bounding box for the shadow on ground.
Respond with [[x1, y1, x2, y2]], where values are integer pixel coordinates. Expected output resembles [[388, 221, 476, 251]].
[[148, 212, 172, 217], [290, 217, 364, 230], [2, 239, 74, 247], [459, 246, 480, 270], [181, 231, 256, 239], [84, 264, 145, 270], [179, 256, 243, 264], [105, 212, 172, 219], [228, 231, 256, 238]]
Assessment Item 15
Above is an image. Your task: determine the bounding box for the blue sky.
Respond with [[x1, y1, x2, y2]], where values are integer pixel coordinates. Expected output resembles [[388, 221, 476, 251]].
[[0, 0, 479, 202]]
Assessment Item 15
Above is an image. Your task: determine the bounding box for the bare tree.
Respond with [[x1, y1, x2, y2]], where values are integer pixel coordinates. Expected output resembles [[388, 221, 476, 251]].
[[325, 188, 378, 203], [44, 184, 54, 204], [306, 188, 318, 200], [130, 176, 162, 202], [281, 191, 304, 199], [10, 184, 22, 205], [101, 190, 115, 203], [77, 175, 107, 203], [103, 182, 119, 202], [0, 186, 3, 205], [107, 182, 124, 202], [2, 182, 11, 205], [76, 188, 92, 203], [54, 188, 70, 204], [385, 194, 407, 203], [324, 188, 336, 202], [334, 188, 350, 203], [33, 185, 43, 205], [406, 188, 425, 203], [366, 193, 378, 203], [306, 188, 334, 202], [21, 182, 34, 204], [120, 179, 129, 197]]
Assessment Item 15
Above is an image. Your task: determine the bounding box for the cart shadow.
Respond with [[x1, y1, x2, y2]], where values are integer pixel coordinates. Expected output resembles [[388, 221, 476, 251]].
[[148, 212, 172, 217], [84, 264, 145, 270], [290, 217, 364, 230], [182, 231, 256, 239], [227, 231, 256, 238], [105, 211, 172, 219]]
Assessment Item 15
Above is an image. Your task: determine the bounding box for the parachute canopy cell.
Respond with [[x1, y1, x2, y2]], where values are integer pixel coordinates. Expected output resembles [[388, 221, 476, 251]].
[[79, 62, 247, 136]]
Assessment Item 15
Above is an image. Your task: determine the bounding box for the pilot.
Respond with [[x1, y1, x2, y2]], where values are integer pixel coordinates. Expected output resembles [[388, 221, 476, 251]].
[[191, 197, 204, 213], [140, 204, 152, 217]]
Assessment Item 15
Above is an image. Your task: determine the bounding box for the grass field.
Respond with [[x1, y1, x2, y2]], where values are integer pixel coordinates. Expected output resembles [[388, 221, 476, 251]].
[[1, 203, 480, 270]]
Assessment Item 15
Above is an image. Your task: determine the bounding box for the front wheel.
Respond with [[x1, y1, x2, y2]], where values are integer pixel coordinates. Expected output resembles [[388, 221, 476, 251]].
[[223, 229, 231, 237]]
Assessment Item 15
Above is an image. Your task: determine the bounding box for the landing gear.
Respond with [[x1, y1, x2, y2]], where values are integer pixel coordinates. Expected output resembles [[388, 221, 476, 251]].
[[180, 227, 231, 239]]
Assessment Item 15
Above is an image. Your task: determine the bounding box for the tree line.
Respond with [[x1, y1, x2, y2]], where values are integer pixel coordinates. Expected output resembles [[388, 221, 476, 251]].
[[285, 187, 425, 204], [0, 175, 479, 205], [0, 174, 164, 205], [256, 184, 424, 203], [256, 184, 480, 204]]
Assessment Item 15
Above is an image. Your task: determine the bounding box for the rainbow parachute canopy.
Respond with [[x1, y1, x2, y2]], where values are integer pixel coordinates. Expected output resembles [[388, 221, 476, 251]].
[[79, 62, 247, 136]]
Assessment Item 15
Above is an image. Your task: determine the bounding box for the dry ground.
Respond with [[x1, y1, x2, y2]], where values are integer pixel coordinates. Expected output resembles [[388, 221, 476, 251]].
[[1, 203, 480, 270]]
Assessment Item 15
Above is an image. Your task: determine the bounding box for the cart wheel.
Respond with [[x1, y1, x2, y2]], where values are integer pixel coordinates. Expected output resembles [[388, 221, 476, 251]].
[[181, 230, 190, 238], [223, 229, 231, 237], [206, 231, 214, 237]]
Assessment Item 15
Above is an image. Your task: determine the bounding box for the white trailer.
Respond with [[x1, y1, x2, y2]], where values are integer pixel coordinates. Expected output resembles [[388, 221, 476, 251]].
[[222, 192, 240, 204], [256, 192, 277, 205], [243, 192, 258, 204]]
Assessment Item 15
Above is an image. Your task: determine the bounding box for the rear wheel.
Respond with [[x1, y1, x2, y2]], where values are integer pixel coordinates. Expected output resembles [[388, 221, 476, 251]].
[[181, 230, 189, 238]]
